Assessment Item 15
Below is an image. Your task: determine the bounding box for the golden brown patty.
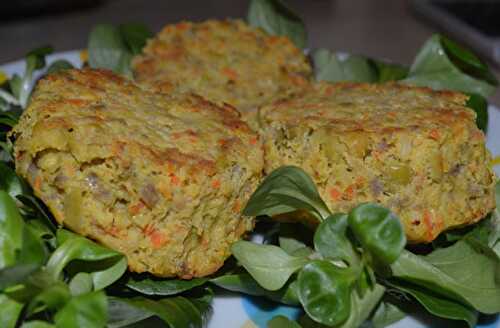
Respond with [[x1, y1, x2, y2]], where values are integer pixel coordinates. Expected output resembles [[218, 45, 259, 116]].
[[12, 69, 264, 278], [260, 82, 496, 243], [132, 19, 312, 124]]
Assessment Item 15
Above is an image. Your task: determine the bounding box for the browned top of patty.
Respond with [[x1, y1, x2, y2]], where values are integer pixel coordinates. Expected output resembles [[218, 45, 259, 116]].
[[260, 82, 473, 132], [132, 19, 312, 115]]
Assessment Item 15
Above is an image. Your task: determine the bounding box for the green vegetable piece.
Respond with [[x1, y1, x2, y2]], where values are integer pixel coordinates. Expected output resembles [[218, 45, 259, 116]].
[[243, 166, 331, 222], [46, 60, 74, 75], [0, 191, 25, 268], [88, 24, 133, 76], [0, 294, 23, 328], [108, 293, 212, 328], [267, 315, 302, 328], [119, 23, 153, 55], [54, 291, 107, 328], [211, 273, 300, 305], [391, 242, 500, 314], [247, 0, 306, 49], [403, 34, 497, 98], [370, 302, 406, 328], [46, 229, 126, 290], [348, 203, 406, 265], [232, 240, 309, 291], [466, 93, 488, 132], [389, 281, 477, 328], [314, 213, 359, 267], [126, 277, 208, 296], [313, 49, 378, 83], [297, 260, 352, 326]]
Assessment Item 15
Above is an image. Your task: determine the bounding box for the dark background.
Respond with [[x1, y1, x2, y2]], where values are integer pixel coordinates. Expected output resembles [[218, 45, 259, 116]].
[[0, 0, 433, 64], [1, 0, 499, 103]]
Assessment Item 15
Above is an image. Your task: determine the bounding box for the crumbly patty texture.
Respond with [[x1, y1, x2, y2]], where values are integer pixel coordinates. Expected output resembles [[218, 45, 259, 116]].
[[12, 69, 263, 278], [260, 82, 496, 243], [132, 19, 312, 122]]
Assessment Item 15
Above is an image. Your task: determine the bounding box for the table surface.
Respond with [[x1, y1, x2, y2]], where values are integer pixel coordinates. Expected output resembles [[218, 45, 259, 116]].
[[1, 0, 499, 104]]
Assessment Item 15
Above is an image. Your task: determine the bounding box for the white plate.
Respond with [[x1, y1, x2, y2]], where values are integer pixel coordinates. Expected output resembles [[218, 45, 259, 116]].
[[2, 51, 499, 328]]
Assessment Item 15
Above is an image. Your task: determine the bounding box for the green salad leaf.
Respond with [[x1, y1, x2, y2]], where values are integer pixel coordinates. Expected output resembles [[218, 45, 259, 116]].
[[338, 284, 385, 328], [348, 203, 406, 265], [243, 166, 331, 222], [211, 273, 299, 305], [371, 60, 409, 82], [20, 321, 56, 328], [119, 23, 153, 55], [247, 0, 306, 49], [232, 240, 309, 291], [0, 162, 27, 199], [88, 23, 152, 77], [0, 294, 23, 328], [46, 229, 126, 290], [403, 35, 497, 98], [466, 93, 489, 132], [53, 290, 107, 328], [298, 260, 352, 326], [46, 60, 74, 75], [389, 281, 477, 328], [108, 293, 212, 328], [313, 213, 359, 266], [313, 49, 377, 83], [370, 302, 405, 328], [126, 276, 208, 296], [88, 24, 133, 76], [267, 315, 302, 328], [391, 240, 500, 314]]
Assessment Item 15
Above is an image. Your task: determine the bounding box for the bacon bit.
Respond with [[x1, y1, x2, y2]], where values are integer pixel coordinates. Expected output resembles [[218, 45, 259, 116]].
[[344, 185, 356, 200], [128, 201, 145, 215], [329, 187, 342, 201], [423, 210, 435, 242], [32, 176, 42, 190], [150, 230, 167, 249], [232, 200, 241, 213], [169, 173, 181, 186], [387, 111, 397, 118], [429, 129, 440, 140], [249, 137, 258, 145], [472, 129, 484, 141], [222, 67, 238, 80], [211, 179, 221, 189]]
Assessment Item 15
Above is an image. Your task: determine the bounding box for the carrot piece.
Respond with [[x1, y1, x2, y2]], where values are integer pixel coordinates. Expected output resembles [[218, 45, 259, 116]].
[[150, 230, 166, 248], [211, 179, 221, 189], [329, 187, 341, 201], [222, 67, 238, 80], [128, 201, 145, 215], [429, 129, 440, 140], [33, 176, 42, 190]]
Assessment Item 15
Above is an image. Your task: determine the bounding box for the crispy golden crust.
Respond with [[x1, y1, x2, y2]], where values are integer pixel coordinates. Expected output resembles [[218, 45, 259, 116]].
[[132, 19, 312, 123], [12, 69, 264, 278], [260, 82, 496, 243]]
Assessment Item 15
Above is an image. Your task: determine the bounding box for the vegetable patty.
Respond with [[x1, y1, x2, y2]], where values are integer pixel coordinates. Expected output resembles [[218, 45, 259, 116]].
[[132, 19, 312, 126], [260, 82, 496, 243], [11, 69, 264, 278]]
